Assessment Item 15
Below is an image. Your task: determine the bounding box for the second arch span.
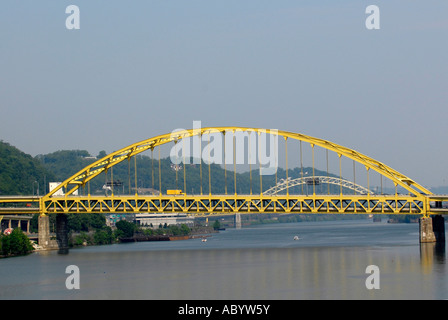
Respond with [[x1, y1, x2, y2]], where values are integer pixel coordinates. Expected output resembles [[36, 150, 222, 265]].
[[263, 176, 374, 196]]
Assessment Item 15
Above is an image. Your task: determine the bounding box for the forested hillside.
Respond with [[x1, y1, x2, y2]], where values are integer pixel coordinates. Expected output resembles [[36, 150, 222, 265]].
[[0, 141, 55, 195]]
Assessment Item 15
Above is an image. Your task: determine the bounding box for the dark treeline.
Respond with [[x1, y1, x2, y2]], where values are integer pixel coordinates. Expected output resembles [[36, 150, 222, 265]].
[[0, 141, 56, 195]]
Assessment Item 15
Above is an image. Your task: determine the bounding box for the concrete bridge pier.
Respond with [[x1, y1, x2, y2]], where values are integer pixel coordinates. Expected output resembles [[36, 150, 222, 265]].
[[56, 214, 69, 254], [38, 215, 51, 249], [432, 215, 445, 243], [235, 213, 242, 229], [420, 216, 445, 243], [38, 214, 69, 253]]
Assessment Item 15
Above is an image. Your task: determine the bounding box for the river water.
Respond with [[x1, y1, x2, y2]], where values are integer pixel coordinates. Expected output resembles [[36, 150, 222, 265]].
[[0, 219, 446, 300]]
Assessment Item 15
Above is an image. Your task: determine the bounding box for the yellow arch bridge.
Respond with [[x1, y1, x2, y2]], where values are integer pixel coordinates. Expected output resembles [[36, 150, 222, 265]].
[[0, 127, 446, 249]]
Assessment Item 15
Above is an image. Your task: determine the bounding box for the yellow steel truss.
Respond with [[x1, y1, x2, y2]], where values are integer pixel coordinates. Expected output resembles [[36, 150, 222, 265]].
[[42, 194, 427, 216]]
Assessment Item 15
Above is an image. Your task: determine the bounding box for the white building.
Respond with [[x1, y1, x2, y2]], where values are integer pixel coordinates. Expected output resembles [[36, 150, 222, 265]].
[[134, 213, 194, 228]]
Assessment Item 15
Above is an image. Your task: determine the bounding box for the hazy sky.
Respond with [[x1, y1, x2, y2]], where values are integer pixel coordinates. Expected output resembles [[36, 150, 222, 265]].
[[1, 1, 447, 188]]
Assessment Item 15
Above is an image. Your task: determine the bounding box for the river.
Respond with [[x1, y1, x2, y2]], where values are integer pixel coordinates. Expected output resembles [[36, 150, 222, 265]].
[[0, 219, 446, 300]]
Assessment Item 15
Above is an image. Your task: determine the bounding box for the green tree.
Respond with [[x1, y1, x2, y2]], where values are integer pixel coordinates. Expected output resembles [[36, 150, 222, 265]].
[[0, 141, 55, 195], [97, 150, 107, 159], [180, 224, 190, 235], [213, 219, 221, 230], [1, 228, 34, 256], [94, 226, 114, 245], [71, 232, 92, 246], [169, 225, 181, 236], [115, 220, 136, 238], [67, 213, 106, 232]]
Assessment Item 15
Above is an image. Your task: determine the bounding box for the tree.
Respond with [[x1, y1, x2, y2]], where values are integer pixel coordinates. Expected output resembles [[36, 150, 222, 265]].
[[180, 224, 190, 235], [213, 219, 221, 230], [94, 226, 114, 245], [115, 219, 136, 238], [67, 213, 106, 232], [97, 150, 107, 159], [0, 141, 56, 195], [1, 228, 34, 256]]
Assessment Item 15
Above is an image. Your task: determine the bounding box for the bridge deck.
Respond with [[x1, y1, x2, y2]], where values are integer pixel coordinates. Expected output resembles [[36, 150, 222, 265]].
[[0, 196, 41, 214], [0, 196, 41, 202], [0, 208, 41, 214]]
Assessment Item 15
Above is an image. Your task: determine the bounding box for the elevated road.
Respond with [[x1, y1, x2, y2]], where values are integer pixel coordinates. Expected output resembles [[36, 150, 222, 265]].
[[0, 196, 41, 214]]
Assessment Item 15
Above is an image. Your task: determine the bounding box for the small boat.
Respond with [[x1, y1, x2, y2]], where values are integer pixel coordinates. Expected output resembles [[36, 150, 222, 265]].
[[201, 238, 207, 242], [293, 235, 300, 240]]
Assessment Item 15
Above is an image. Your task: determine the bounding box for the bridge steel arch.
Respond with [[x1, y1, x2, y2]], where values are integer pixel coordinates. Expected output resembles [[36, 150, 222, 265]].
[[40, 127, 435, 217], [263, 176, 374, 196], [44, 127, 431, 198]]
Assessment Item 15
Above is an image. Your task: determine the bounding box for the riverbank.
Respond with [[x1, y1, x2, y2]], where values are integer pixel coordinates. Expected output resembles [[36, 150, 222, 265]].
[[119, 226, 217, 243], [119, 234, 189, 242]]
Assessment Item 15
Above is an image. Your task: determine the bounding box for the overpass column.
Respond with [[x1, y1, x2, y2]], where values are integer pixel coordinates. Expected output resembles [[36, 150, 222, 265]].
[[56, 214, 69, 254]]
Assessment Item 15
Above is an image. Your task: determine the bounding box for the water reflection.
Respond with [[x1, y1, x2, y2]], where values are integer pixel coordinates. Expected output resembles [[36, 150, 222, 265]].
[[420, 242, 446, 273], [45, 245, 446, 299]]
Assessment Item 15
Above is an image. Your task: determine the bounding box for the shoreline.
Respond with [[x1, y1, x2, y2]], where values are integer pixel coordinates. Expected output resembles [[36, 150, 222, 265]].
[[119, 232, 216, 243]]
